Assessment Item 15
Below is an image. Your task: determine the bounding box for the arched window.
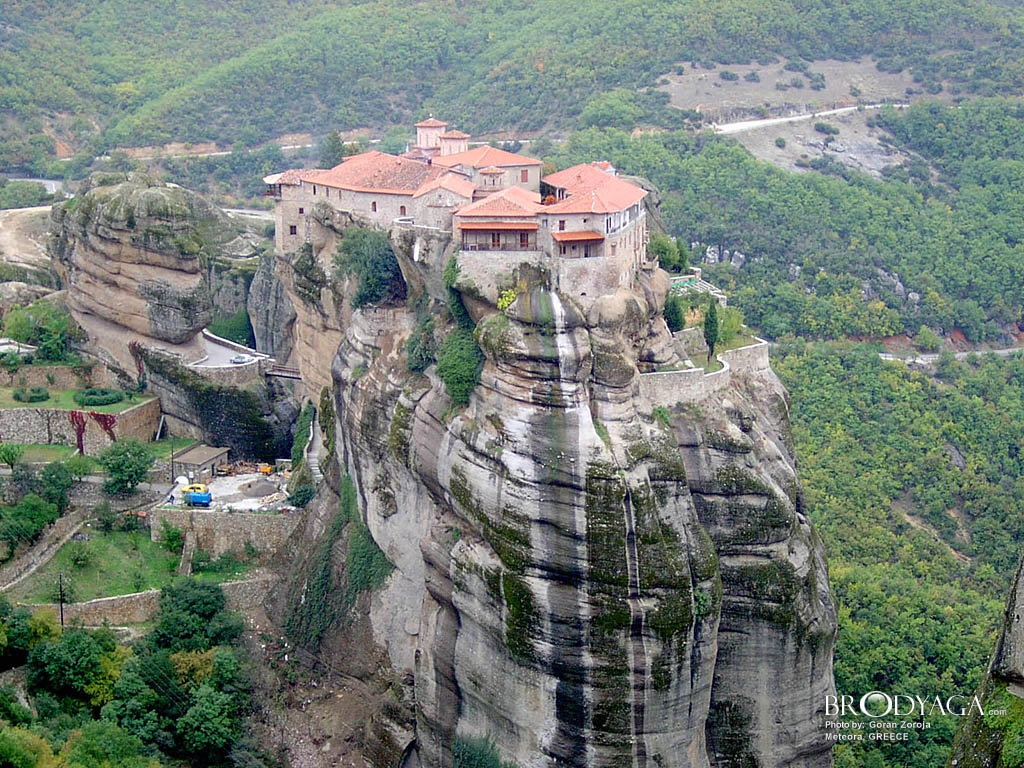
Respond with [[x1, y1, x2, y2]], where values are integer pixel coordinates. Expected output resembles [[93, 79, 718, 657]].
[[400, 205, 407, 216]]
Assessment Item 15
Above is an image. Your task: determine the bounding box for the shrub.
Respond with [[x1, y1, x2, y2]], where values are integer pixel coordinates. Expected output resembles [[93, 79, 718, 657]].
[[334, 228, 407, 308], [814, 122, 840, 136], [12, 387, 49, 403], [73, 388, 125, 406], [160, 520, 184, 554], [719, 70, 739, 81], [744, 71, 760, 82], [290, 402, 316, 467], [405, 316, 437, 373], [288, 484, 316, 508], [775, 137, 787, 148], [436, 329, 484, 406]]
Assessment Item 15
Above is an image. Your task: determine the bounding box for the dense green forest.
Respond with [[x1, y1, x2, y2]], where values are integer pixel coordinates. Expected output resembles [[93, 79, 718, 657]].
[[775, 344, 1021, 768], [0, 581, 253, 767], [5, 0, 1024, 174]]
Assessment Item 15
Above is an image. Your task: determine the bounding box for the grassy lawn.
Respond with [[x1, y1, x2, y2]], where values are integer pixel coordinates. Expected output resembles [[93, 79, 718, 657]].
[[150, 437, 196, 460], [7, 529, 179, 604], [20, 444, 77, 463], [7, 525, 254, 604], [0, 388, 154, 413]]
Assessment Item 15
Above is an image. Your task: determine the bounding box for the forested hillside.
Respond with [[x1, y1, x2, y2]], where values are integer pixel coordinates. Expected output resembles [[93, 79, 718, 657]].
[[551, 98, 1024, 343], [4, 0, 1024, 174]]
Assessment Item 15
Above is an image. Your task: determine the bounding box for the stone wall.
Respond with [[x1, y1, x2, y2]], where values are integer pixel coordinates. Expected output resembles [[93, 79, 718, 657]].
[[457, 247, 641, 309], [4, 364, 107, 391], [24, 574, 275, 626], [638, 338, 770, 406], [0, 397, 161, 455], [149, 507, 301, 562]]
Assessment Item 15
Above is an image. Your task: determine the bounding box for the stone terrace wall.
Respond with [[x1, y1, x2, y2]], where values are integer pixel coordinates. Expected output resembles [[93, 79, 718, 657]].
[[457, 249, 637, 308], [25, 574, 274, 626], [457, 250, 547, 303], [638, 339, 770, 407], [0, 398, 161, 455], [4, 364, 107, 391], [190, 358, 267, 388], [149, 507, 301, 562]]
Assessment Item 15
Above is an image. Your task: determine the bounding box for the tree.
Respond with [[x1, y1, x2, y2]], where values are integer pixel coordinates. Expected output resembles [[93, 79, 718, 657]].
[[178, 684, 240, 756], [664, 295, 685, 333], [648, 233, 681, 272], [98, 439, 154, 495], [40, 461, 74, 514], [319, 131, 346, 169], [2, 353, 21, 386], [60, 721, 159, 768], [704, 299, 720, 363], [0, 444, 24, 471]]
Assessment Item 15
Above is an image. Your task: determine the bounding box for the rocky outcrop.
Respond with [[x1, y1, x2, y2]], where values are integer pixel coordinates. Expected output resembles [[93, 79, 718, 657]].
[[249, 254, 296, 361], [947, 552, 1024, 768], [49, 173, 260, 370], [268, 207, 836, 768]]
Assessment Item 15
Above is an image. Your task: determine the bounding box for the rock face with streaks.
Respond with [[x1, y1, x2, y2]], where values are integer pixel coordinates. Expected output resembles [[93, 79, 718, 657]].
[[268, 204, 837, 768], [49, 173, 260, 371]]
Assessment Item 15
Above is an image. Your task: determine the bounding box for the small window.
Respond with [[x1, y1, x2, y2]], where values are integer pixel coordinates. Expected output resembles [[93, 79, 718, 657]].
[[520, 232, 529, 249], [312, 185, 317, 195], [559, 244, 567, 255], [400, 205, 407, 216], [289, 225, 297, 235], [558, 220, 566, 231], [520, 169, 528, 183], [371, 202, 377, 212], [491, 232, 501, 249], [298, 207, 304, 214]]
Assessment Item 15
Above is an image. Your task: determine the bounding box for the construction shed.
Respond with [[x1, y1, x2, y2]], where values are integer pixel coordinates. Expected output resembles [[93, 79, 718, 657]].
[[171, 444, 229, 482]]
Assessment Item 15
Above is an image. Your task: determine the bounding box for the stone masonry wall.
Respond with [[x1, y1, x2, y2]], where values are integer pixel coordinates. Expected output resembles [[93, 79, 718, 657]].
[[3, 364, 107, 391], [0, 398, 161, 455], [25, 574, 275, 626], [149, 507, 301, 562], [638, 339, 770, 406]]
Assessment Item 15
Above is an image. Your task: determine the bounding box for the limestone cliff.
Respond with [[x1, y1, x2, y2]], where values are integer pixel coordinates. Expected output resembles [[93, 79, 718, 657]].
[[947, 552, 1024, 768], [267, 212, 837, 767], [50, 172, 260, 372], [49, 173, 291, 456]]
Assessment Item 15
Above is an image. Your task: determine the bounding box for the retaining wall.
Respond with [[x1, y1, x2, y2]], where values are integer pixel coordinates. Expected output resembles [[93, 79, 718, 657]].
[[24, 574, 274, 626], [0, 397, 161, 455], [3, 364, 106, 390], [638, 339, 770, 406], [149, 507, 301, 562]]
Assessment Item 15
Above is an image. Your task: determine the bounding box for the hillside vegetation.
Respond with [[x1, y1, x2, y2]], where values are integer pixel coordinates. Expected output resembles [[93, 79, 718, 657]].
[[551, 98, 1024, 343], [5, 0, 1024, 174]]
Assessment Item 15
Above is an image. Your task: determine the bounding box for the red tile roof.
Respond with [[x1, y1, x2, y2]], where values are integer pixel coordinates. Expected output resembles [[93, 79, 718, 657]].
[[455, 186, 542, 218], [552, 230, 605, 242], [412, 173, 476, 200], [542, 163, 647, 214], [301, 151, 444, 195], [433, 145, 542, 170], [441, 130, 471, 139], [263, 169, 305, 185], [415, 117, 448, 128]]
